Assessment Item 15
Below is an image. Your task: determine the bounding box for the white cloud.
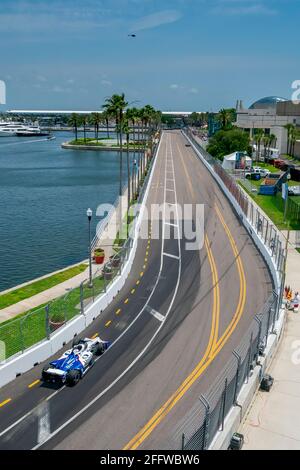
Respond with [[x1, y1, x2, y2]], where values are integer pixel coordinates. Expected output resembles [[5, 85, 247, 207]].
[[132, 10, 182, 32], [170, 84, 179, 89]]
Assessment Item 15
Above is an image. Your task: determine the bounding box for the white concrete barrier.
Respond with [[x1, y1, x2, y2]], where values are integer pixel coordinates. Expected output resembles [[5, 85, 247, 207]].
[[0, 137, 161, 389]]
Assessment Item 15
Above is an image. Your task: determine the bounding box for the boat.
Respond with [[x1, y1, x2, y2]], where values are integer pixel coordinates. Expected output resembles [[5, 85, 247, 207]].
[[0, 122, 28, 136], [15, 126, 50, 137]]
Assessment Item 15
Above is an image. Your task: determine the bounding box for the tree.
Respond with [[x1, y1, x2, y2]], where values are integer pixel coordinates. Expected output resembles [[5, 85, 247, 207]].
[[218, 108, 235, 129], [254, 129, 264, 162], [103, 94, 128, 197], [207, 128, 251, 160], [284, 123, 294, 155], [69, 113, 79, 141], [89, 112, 102, 142], [102, 109, 111, 139], [79, 114, 89, 143]]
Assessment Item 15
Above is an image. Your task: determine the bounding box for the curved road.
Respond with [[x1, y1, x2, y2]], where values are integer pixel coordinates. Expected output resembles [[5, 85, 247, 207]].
[[0, 131, 272, 450]]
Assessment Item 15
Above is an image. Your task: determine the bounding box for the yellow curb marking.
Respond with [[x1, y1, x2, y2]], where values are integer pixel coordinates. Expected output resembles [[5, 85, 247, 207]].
[[0, 398, 12, 408], [28, 379, 40, 389]]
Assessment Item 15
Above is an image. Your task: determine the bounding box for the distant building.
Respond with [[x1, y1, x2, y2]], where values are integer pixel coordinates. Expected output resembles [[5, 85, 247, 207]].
[[235, 96, 300, 156]]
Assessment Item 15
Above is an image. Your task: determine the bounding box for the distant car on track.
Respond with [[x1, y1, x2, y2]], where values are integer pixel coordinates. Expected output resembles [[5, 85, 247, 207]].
[[185, 143, 191, 147], [42, 337, 110, 386]]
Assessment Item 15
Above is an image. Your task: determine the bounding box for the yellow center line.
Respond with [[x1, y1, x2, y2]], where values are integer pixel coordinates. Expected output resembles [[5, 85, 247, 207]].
[[123, 234, 220, 450], [124, 202, 247, 450], [131, 289, 136, 295], [116, 309, 122, 315], [91, 333, 99, 339], [143, 264, 146, 269], [140, 272, 144, 277], [124, 298, 129, 304], [0, 398, 12, 408], [28, 379, 40, 389], [105, 320, 112, 327], [136, 280, 140, 286]]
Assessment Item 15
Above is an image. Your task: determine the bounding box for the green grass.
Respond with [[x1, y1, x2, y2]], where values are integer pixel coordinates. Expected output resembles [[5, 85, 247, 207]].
[[255, 162, 279, 174], [69, 139, 105, 146], [0, 264, 87, 310], [239, 181, 300, 230], [297, 248, 300, 254], [0, 273, 108, 359]]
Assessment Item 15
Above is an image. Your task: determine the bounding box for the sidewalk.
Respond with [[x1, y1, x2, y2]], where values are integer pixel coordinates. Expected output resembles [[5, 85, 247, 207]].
[[0, 262, 93, 323], [239, 199, 300, 449]]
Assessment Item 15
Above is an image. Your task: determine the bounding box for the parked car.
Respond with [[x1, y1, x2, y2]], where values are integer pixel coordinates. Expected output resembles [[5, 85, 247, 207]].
[[288, 186, 300, 196]]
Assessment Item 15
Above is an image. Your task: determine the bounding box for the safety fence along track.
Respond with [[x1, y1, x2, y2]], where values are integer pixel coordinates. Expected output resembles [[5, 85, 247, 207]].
[[177, 128, 286, 451]]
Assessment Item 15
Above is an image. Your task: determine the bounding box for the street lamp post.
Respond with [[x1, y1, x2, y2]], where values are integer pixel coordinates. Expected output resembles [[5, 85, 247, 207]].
[[86, 208, 93, 288], [284, 173, 291, 223]]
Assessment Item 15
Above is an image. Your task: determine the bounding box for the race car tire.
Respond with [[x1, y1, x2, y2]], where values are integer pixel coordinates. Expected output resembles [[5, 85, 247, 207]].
[[66, 369, 81, 386], [94, 342, 105, 356]]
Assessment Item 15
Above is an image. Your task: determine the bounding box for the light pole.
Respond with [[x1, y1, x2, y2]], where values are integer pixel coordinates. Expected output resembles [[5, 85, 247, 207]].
[[86, 208, 93, 288], [283, 173, 291, 223]]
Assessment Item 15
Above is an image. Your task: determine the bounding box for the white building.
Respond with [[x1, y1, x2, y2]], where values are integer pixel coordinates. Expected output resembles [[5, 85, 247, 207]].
[[235, 97, 300, 156]]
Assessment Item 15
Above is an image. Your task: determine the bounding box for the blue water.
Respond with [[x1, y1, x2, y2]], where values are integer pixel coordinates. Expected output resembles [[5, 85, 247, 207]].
[[0, 131, 130, 291]]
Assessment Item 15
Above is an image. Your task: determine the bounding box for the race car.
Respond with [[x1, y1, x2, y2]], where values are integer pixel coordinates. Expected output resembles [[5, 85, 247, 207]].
[[42, 337, 111, 386]]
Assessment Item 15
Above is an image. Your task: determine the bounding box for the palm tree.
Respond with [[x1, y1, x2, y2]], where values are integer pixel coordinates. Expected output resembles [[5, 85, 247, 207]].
[[89, 112, 102, 142], [262, 134, 270, 163], [102, 109, 111, 139], [121, 118, 131, 210], [218, 108, 232, 129], [69, 113, 79, 141], [80, 114, 89, 143], [284, 123, 294, 155], [254, 129, 264, 162], [103, 94, 128, 199]]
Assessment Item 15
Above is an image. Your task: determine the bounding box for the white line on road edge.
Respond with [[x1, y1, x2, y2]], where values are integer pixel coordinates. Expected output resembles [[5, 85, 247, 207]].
[[163, 252, 180, 260], [32, 133, 182, 450], [146, 306, 165, 322], [37, 402, 50, 445]]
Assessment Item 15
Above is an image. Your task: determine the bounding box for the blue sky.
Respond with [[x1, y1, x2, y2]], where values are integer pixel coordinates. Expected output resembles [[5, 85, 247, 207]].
[[0, 0, 299, 111]]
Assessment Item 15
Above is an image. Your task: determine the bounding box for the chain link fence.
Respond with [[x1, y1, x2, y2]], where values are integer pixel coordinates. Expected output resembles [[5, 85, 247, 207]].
[[180, 291, 279, 451], [0, 139, 159, 363]]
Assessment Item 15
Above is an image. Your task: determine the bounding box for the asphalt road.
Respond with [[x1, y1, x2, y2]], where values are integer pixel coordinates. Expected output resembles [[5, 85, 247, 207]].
[[0, 131, 273, 450]]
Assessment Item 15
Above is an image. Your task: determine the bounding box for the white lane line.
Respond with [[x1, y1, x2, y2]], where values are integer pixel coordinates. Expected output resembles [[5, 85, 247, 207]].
[[163, 252, 180, 260], [145, 306, 165, 322], [31, 133, 181, 450], [164, 221, 179, 228], [37, 402, 50, 445], [165, 188, 175, 192]]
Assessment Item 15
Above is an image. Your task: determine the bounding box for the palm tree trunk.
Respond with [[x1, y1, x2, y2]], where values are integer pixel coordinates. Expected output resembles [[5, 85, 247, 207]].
[[126, 136, 130, 210]]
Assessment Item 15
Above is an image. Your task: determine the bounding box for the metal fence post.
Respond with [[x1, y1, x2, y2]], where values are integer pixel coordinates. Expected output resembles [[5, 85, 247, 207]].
[[254, 315, 262, 359], [19, 318, 25, 353], [80, 282, 84, 315], [233, 351, 241, 404], [220, 379, 228, 431], [199, 395, 210, 450], [181, 433, 185, 450], [246, 333, 253, 382], [45, 304, 50, 340]]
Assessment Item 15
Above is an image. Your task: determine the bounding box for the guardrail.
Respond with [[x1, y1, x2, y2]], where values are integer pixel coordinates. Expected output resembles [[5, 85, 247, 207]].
[[176, 128, 286, 451], [0, 137, 161, 387]]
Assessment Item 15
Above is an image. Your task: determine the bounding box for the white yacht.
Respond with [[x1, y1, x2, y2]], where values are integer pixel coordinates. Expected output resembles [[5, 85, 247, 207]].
[[0, 122, 28, 136]]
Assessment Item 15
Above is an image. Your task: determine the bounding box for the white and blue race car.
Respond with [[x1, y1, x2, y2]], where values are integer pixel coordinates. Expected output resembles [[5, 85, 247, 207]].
[[42, 337, 110, 386]]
